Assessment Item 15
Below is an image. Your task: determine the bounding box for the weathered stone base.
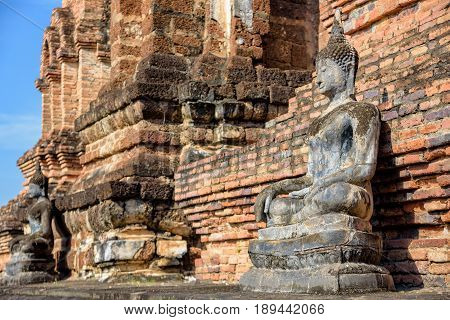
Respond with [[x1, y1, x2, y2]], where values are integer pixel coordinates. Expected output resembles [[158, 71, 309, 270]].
[[0, 272, 56, 286], [1, 250, 56, 286], [240, 263, 395, 294], [249, 229, 383, 269], [97, 270, 185, 284]]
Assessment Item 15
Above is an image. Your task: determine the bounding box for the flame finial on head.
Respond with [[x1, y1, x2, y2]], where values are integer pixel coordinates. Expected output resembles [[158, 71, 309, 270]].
[[30, 160, 46, 188], [316, 8, 358, 75]]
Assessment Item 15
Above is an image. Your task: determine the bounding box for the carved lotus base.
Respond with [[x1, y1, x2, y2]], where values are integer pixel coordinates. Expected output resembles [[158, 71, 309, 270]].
[[5, 252, 55, 275], [0, 252, 56, 286], [240, 263, 394, 294], [241, 221, 394, 293], [248, 228, 383, 269]]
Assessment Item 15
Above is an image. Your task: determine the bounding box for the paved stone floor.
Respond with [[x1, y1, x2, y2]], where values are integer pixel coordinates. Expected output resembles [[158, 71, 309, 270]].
[[0, 280, 448, 300]]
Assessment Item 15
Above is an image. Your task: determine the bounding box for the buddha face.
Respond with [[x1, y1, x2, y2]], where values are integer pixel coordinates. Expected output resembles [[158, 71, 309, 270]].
[[316, 58, 347, 99], [27, 183, 44, 199]]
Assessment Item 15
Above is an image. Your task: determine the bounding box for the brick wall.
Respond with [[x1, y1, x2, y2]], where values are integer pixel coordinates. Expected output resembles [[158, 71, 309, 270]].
[[175, 0, 449, 288], [263, 0, 319, 70], [207, 0, 319, 68]]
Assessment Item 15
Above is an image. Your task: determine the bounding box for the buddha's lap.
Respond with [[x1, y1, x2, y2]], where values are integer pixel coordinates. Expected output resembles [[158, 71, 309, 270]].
[[269, 197, 304, 217], [268, 182, 371, 218], [310, 182, 370, 207]]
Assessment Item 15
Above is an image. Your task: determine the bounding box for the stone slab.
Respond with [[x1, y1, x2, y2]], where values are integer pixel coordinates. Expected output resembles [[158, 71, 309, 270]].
[[94, 240, 148, 264], [0, 281, 446, 300], [0, 272, 56, 286], [249, 229, 382, 269], [250, 229, 381, 256], [156, 240, 187, 259], [258, 214, 372, 241], [240, 263, 395, 294]]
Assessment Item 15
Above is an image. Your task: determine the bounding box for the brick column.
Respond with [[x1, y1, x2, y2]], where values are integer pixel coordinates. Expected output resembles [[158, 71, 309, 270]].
[[141, 0, 204, 57], [60, 59, 79, 129], [110, 0, 143, 85], [36, 79, 51, 138], [46, 68, 62, 133]]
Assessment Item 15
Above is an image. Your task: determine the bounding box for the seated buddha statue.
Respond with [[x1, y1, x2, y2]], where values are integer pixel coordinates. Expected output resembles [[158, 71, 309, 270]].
[[254, 9, 380, 227], [241, 9, 393, 294], [2, 161, 56, 284], [9, 161, 54, 256]]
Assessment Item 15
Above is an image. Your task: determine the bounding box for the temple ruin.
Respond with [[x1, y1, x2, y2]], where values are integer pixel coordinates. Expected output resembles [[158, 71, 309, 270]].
[[0, 0, 448, 290]]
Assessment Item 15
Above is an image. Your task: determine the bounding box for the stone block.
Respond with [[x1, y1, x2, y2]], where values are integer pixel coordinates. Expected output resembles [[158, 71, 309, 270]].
[[214, 84, 236, 99], [134, 67, 188, 84], [256, 67, 287, 85], [156, 257, 180, 267], [214, 124, 246, 144], [246, 102, 268, 121], [249, 229, 382, 269], [182, 101, 216, 123], [224, 57, 257, 84], [215, 101, 246, 121], [96, 181, 141, 202], [258, 214, 372, 241], [87, 200, 125, 234], [156, 240, 187, 259], [178, 81, 211, 102], [124, 82, 178, 103], [269, 85, 294, 104], [240, 263, 394, 294], [56, 181, 143, 211], [284, 70, 311, 87], [62, 199, 154, 234], [250, 230, 381, 257], [140, 180, 173, 200], [142, 100, 182, 123], [159, 220, 192, 237], [137, 53, 189, 72], [93, 239, 154, 264], [236, 82, 269, 101]]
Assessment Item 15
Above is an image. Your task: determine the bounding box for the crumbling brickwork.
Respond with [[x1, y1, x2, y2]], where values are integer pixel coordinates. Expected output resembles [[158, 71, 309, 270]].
[[175, 0, 449, 288], [0, 0, 447, 289], [0, 0, 315, 279]]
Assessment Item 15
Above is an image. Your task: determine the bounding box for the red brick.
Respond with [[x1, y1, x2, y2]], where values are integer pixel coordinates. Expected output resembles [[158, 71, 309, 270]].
[[429, 263, 450, 275]]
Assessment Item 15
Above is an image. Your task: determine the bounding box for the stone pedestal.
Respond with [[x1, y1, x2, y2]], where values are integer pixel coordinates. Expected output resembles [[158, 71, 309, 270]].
[[0, 251, 56, 286], [240, 263, 394, 294], [240, 214, 394, 293]]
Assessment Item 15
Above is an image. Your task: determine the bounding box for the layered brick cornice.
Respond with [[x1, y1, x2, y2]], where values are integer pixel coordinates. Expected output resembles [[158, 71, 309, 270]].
[[44, 65, 62, 82], [35, 78, 49, 92]]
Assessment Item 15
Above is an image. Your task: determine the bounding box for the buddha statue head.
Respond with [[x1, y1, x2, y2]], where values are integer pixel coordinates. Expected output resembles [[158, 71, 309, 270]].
[[27, 161, 46, 199], [316, 8, 359, 106]]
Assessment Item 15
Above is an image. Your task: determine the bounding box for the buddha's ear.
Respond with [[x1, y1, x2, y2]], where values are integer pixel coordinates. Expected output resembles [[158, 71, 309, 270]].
[[346, 63, 356, 99]]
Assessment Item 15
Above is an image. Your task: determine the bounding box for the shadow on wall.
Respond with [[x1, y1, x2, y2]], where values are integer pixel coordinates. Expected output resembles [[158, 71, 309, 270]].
[[372, 114, 431, 290], [53, 208, 72, 279], [263, 0, 319, 70]]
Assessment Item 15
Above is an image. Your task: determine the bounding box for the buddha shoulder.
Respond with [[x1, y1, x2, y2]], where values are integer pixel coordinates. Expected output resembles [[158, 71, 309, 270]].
[[342, 101, 380, 120], [308, 101, 379, 136]]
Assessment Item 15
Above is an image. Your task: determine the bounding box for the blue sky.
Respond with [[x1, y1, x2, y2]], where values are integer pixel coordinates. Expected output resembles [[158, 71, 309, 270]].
[[0, 0, 60, 205]]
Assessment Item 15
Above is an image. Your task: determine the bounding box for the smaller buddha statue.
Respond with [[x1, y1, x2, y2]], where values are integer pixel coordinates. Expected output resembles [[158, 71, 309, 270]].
[[240, 9, 394, 293], [1, 161, 56, 285]]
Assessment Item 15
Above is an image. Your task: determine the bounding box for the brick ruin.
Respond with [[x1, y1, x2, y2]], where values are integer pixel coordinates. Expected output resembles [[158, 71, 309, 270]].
[[0, 0, 448, 289]]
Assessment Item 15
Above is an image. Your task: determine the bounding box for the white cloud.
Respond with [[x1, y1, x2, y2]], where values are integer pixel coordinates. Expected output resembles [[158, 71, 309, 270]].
[[0, 113, 41, 151]]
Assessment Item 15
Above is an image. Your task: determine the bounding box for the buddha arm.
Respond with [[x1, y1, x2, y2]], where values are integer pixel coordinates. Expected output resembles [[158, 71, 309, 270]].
[[272, 175, 313, 194], [254, 175, 313, 222], [28, 199, 53, 239], [314, 164, 376, 189]]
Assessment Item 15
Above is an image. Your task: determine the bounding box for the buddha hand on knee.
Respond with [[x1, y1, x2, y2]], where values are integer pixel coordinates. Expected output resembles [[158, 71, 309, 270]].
[[254, 186, 277, 222]]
